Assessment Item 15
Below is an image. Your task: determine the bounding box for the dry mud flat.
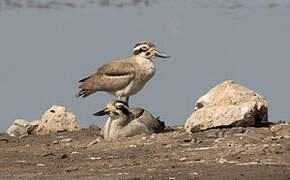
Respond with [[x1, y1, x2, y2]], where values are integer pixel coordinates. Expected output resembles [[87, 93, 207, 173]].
[[0, 124, 290, 180]]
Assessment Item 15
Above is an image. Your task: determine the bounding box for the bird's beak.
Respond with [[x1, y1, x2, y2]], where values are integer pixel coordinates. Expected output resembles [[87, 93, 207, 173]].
[[153, 49, 170, 58], [93, 107, 114, 116]]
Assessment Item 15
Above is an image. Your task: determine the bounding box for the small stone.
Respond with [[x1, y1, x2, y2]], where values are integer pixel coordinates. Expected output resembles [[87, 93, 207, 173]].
[[214, 138, 224, 143], [88, 137, 102, 146], [52, 140, 59, 144], [237, 162, 259, 166], [71, 151, 80, 155], [130, 144, 137, 148], [17, 160, 27, 163], [37, 163, 46, 167], [166, 144, 172, 148], [142, 137, 148, 141], [116, 172, 128, 176], [60, 138, 72, 143], [191, 172, 199, 176], [88, 156, 101, 160], [179, 157, 187, 162], [106, 156, 114, 159]]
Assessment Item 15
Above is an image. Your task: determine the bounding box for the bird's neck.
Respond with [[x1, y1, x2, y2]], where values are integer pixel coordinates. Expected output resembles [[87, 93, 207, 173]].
[[134, 55, 152, 61]]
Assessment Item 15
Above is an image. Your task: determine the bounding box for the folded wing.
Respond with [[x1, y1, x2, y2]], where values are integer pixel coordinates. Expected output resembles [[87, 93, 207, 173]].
[[76, 60, 136, 97]]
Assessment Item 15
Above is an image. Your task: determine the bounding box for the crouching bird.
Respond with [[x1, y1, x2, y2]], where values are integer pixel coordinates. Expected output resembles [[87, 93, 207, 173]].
[[93, 100, 164, 140]]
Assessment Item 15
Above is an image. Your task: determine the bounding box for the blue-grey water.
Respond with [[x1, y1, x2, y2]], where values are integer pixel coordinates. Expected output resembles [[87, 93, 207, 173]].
[[0, 0, 290, 132]]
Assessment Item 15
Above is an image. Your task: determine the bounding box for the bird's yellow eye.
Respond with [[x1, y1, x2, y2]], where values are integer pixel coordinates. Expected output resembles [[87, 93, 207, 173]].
[[141, 45, 148, 51]]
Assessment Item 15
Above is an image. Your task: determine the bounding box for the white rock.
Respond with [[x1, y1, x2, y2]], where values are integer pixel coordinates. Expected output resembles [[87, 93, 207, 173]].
[[36, 105, 81, 135], [185, 81, 268, 132], [7, 119, 30, 137]]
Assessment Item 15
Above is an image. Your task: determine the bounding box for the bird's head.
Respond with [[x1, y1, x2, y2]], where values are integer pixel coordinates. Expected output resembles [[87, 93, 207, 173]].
[[132, 41, 169, 59], [93, 100, 132, 119]]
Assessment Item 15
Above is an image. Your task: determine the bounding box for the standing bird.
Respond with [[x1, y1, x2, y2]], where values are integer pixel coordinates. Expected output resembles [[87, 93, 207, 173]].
[[76, 41, 169, 104], [93, 100, 165, 140]]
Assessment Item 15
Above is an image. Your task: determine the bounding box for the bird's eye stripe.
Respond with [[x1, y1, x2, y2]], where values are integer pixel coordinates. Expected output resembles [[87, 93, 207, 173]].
[[133, 45, 148, 51], [115, 101, 129, 108]]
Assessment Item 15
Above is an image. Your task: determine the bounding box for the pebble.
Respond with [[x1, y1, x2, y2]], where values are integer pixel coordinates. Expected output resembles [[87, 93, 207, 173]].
[[60, 138, 72, 143], [179, 157, 187, 162], [191, 172, 199, 176], [88, 137, 102, 146], [106, 156, 114, 159], [166, 144, 172, 148], [52, 140, 59, 144], [71, 151, 80, 155], [37, 163, 46, 167], [16, 160, 27, 163], [88, 156, 101, 160], [116, 172, 128, 176], [237, 162, 259, 166]]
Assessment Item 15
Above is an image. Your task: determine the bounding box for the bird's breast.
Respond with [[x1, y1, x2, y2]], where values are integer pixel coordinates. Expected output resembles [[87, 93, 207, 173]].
[[136, 57, 156, 79]]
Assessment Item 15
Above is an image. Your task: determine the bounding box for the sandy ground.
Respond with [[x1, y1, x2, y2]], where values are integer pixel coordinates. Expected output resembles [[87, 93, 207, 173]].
[[0, 124, 290, 180]]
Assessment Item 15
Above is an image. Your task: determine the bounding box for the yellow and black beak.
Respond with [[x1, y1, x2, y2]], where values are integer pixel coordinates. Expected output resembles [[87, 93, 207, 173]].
[[93, 107, 114, 116], [152, 49, 170, 58]]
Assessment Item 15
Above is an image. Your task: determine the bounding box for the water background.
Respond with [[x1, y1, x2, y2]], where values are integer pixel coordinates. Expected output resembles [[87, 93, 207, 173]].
[[0, 0, 290, 132]]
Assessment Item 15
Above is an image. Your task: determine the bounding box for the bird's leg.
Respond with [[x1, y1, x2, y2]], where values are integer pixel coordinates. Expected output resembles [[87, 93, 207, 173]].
[[117, 95, 121, 101], [125, 96, 130, 105]]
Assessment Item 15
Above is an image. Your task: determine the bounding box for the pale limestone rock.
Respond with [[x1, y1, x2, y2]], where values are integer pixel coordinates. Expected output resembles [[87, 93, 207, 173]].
[[185, 80, 268, 133], [36, 105, 80, 135], [7, 119, 30, 137], [7, 119, 40, 137]]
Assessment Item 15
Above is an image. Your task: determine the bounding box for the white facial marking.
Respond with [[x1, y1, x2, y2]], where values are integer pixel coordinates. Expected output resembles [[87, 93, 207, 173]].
[[133, 44, 149, 52]]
